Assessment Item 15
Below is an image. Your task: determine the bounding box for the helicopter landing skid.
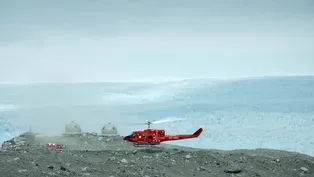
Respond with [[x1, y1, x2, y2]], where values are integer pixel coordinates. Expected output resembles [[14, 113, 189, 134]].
[[133, 142, 160, 147]]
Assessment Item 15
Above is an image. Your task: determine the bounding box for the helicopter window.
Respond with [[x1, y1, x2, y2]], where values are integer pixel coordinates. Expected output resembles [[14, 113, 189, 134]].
[[127, 133, 136, 137]]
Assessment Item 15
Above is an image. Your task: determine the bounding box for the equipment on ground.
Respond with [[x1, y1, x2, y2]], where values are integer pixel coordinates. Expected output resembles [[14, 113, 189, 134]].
[[45, 143, 63, 149]]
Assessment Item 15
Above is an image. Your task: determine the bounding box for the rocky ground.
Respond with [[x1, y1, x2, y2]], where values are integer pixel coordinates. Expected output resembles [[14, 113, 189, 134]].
[[0, 132, 313, 177]]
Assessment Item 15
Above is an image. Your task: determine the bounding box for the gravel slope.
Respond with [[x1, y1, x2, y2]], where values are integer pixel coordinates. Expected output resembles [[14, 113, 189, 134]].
[[0, 132, 313, 177]]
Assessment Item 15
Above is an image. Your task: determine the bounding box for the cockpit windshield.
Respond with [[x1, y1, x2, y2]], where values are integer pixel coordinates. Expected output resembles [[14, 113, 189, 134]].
[[127, 133, 136, 137]]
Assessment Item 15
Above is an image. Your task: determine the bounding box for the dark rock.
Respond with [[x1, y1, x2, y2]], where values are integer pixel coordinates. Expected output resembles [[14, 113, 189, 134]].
[[224, 164, 242, 174], [60, 166, 67, 171]]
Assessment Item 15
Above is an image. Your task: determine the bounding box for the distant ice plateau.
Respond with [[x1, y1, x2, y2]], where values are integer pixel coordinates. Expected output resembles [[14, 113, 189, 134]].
[[0, 76, 314, 156]]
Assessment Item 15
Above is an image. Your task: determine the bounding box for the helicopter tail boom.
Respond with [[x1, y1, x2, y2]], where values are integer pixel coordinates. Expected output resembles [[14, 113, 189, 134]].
[[162, 128, 203, 142]]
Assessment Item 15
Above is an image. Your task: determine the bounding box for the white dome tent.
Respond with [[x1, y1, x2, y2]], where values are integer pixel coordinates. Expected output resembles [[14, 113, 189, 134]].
[[100, 123, 118, 136], [63, 121, 82, 136]]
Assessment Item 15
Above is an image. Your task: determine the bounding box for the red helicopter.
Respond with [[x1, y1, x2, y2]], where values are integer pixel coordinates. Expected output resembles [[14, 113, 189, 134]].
[[123, 117, 203, 147]]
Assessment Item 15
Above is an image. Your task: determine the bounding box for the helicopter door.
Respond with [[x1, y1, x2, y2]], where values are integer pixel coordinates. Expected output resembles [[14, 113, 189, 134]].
[[142, 135, 152, 139], [142, 135, 153, 141]]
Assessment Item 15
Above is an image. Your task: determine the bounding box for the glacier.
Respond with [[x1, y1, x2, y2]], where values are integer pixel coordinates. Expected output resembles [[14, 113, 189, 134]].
[[0, 76, 314, 156]]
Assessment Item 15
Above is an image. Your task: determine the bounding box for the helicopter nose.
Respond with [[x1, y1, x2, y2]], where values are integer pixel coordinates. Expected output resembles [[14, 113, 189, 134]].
[[123, 136, 130, 141]]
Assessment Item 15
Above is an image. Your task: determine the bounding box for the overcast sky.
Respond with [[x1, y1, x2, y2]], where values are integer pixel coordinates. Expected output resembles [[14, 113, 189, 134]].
[[0, 0, 313, 83]]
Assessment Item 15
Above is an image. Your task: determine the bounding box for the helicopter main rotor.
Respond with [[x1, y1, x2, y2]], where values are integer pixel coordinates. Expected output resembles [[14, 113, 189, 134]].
[[141, 117, 185, 129], [144, 121, 153, 128], [118, 117, 186, 129]]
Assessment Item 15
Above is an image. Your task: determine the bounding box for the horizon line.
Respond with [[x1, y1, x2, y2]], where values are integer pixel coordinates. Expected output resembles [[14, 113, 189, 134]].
[[0, 74, 313, 85]]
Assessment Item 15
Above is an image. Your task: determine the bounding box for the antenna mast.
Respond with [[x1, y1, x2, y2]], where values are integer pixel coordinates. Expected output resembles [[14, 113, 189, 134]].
[[147, 121, 152, 129]]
